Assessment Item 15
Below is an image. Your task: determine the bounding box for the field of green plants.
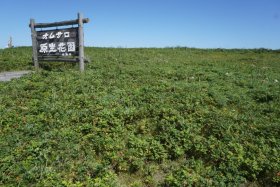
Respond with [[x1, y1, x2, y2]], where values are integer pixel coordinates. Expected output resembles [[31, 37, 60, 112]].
[[0, 47, 279, 186]]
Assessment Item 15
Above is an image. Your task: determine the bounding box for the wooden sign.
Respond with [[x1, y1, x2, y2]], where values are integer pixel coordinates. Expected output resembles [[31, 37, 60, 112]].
[[37, 28, 79, 57], [29, 13, 90, 72]]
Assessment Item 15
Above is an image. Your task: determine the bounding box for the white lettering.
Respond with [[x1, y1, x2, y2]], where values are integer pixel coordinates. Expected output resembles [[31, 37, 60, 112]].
[[64, 32, 70, 38], [49, 43, 57, 52], [56, 31, 63, 39], [42, 33, 49, 40], [49, 32, 55, 39], [57, 42, 66, 52], [67, 42, 75, 52], [39, 43, 48, 53]]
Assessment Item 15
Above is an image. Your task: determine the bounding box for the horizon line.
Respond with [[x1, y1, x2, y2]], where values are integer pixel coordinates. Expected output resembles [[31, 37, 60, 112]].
[[1, 45, 280, 51]]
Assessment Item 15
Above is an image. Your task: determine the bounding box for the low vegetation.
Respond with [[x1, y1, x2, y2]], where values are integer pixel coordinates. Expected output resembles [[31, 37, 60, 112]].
[[0, 47, 279, 186]]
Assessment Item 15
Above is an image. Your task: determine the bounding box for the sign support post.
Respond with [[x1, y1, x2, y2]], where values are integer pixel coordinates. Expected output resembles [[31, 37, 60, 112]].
[[30, 18, 39, 69], [78, 13, 85, 72]]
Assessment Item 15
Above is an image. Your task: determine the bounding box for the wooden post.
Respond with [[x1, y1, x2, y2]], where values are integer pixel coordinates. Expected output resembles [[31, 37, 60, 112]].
[[78, 13, 85, 72], [30, 19, 39, 69]]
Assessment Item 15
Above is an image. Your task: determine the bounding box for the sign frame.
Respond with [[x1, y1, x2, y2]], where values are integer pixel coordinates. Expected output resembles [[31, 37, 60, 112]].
[[29, 13, 90, 72]]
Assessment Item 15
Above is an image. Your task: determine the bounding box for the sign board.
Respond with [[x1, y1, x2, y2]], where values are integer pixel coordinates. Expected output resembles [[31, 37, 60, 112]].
[[37, 28, 79, 57], [29, 13, 90, 72]]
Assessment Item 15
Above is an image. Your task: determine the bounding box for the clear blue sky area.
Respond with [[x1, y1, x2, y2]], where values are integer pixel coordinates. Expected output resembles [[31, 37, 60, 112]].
[[0, 0, 279, 49]]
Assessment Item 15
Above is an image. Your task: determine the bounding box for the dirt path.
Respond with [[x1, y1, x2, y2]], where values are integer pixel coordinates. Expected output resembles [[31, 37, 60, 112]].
[[0, 71, 33, 82]]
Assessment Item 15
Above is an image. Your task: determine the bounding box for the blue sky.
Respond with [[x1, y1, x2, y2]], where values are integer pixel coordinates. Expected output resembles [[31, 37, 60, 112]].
[[0, 0, 279, 49]]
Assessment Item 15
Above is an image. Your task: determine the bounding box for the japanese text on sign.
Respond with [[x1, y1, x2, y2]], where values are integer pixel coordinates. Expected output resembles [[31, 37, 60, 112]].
[[37, 28, 78, 56]]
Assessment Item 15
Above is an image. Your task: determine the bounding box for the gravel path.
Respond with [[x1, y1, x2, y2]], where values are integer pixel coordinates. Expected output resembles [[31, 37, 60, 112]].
[[0, 71, 32, 82]]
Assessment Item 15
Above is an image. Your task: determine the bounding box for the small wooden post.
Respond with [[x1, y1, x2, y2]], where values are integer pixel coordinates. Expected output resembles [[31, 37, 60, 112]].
[[30, 19, 39, 69], [78, 13, 85, 72]]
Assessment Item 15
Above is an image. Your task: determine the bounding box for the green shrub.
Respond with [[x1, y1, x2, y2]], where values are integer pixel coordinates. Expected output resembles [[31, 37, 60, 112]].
[[0, 47, 279, 186]]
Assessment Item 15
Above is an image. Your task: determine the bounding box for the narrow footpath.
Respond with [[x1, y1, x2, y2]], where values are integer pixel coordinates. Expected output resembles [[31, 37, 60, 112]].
[[0, 71, 32, 82]]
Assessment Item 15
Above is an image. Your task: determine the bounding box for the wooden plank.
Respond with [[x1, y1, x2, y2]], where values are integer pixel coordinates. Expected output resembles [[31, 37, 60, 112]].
[[30, 19, 39, 69], [38, 57, 90, 63], [78, 13, 85, 72], [29, 18, 89, 28], [38, 57, 78, 62]]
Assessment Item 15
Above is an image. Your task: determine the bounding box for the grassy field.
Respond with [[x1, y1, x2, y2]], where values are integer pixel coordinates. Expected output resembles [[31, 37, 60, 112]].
[[0, 47, 279, 186]]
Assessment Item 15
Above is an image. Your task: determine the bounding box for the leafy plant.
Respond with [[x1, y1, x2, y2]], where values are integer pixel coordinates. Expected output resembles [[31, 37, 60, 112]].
[[0, 47, 279, 186]]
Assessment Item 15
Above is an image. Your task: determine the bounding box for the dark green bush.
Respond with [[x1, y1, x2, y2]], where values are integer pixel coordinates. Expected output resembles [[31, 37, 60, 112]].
[[0, 47, 279, 186]]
